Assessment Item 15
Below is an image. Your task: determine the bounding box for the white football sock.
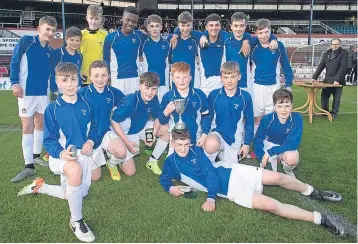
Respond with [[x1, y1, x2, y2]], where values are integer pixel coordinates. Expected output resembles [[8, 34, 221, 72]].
[[204, 150, 218, 164], [313, 211, 322, 225], [150, 138, 168, 161], [66, 184, 83, 222], [38, 184, 65, 199], [301, 184, 314, 196], [109, 155, 124, 167], [22, 134, 34, 165], [270, 157, 278, 172], [33, 130, 43, 155]]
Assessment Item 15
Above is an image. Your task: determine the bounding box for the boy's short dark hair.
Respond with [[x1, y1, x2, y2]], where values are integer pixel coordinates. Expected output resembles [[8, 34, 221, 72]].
[[273, 88, 293, 105], [65, 26, 82, 40], [171, 129, 191, 141], [230, 12, 248, 24], [55, 62, 78, 77], [89, 60, 108, 76], [124, 6, 139, 16], [39, 16, 57, 28], [139, 72, 160, 87], [205, 13, 221, 25]]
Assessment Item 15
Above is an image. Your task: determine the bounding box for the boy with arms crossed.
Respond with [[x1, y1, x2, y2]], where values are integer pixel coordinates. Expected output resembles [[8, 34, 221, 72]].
[[254, 88, 302, 178], [79, 60, 125, 181], [18, 63, 105, 242], [161, 62, 211, 155], [111, 72, 169, 176], [10, 16, 57, 182], [160, 129, 345, 237], [204, 61, 254, 164], [80, 5, 107, 86]]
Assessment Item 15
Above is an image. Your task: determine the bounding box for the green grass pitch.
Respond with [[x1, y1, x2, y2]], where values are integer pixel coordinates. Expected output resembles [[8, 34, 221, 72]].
[[0, 86, 356, 242]]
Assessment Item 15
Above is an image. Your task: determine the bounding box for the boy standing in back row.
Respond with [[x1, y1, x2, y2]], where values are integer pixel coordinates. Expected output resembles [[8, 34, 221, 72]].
[[80, 5, 107, 86], [10, 16, 57, 182]]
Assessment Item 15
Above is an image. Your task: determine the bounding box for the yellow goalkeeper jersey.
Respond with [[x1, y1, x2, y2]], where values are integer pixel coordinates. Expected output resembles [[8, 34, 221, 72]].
[[80, 28, 108, 84]]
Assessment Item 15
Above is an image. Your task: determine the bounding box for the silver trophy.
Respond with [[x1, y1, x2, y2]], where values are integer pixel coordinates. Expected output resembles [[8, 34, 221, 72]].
[[174, 98, 186, 130]]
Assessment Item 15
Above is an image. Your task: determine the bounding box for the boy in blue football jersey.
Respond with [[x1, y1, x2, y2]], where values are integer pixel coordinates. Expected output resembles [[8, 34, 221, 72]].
[[50, 26, 83, 94], [18, 63, 104, 242], [167, 11, 201, 89], [10, 16, 57, 182], [251, 19, 293, 135], [160, 129, 345, 237], [254, 88, 302, 178], [161, 62, 210, 155], [204, 61, 254, 164], [103, 6, 147, 95], [141, 14, 170, 102], [79, 60, 125, 181], [111, 72, 169, 176]]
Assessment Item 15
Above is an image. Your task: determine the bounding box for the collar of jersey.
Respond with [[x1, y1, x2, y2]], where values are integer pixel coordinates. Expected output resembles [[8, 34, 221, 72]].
[[34, 35, 49, 48], [116, 28, 135, 37], [88, 83, 110, 94], [56, 94, 80, 106], [148, 36, 163, 43], [173, 87, 194, 99], [86, 28, 99, 34], [219, 87, 242, 97], [61, 46, 78, 56]]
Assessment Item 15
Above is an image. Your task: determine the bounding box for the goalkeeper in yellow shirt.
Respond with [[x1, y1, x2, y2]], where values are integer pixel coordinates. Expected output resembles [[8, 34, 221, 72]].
[[80, 4, 107, 86]]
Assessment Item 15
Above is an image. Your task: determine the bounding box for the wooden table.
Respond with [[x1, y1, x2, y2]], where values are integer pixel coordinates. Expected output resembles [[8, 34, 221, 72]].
[[293, 81, 342, 123]]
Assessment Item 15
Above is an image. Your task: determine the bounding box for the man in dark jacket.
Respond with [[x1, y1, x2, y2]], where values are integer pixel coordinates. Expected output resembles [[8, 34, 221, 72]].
[[347, 45, 357, 85], [312, 39, 348, 119]]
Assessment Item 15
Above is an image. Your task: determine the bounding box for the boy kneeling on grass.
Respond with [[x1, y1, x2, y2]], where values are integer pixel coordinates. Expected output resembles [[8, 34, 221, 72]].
[[160, 129, 346, 237], [18, 63, 105, 242]]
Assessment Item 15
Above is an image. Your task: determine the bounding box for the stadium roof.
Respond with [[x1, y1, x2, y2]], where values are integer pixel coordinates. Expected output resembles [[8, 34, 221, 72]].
[[154, 0, 356, 4]]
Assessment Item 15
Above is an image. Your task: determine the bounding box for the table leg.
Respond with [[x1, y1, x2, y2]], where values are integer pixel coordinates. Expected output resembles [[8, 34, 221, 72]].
[[312, 88, 332, 122], [293, 87, 310, 113], [308, 88, 314, 123]]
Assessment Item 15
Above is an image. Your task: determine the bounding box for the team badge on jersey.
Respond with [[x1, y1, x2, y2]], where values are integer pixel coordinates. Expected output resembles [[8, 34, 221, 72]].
[[132, 39, 136, 43], [191, 102, 197, 108], [22, 108, 27, 114], [81, 109, 87, 115], [188, 45, 192, 50], [286, 128, 291, 133], [46, 53, 50, 58], [98, 41, 103, 46], [234, 104, 239, 109], [191, 158, 197, 164], [106, 98, 111, 104], [161, 44, 167, 49]]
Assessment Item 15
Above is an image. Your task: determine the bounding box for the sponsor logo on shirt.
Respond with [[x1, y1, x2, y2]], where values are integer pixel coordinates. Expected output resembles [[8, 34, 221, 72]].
[[81, 109, 87, 115]]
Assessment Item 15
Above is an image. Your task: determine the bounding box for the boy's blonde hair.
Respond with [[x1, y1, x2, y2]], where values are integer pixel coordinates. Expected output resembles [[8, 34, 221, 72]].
[[39, 16, 57, 28], [220, 61, 240, 75], [171, 62, 191, 76], [55, 62, 78, 77], [147, 14, 162, 25], [87, 5, 103, 16]]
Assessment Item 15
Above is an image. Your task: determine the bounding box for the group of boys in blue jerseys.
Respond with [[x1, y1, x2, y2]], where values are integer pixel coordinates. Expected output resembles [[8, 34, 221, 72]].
[[11, 5, 346, 243]]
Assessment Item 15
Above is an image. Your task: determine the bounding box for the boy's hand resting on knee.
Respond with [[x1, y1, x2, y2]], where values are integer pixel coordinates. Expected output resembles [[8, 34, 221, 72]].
[[202, 198, 216, 212], [81, 140, 94, 156], [169, 186, 185, 197], [261, 153, 270, 168]]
